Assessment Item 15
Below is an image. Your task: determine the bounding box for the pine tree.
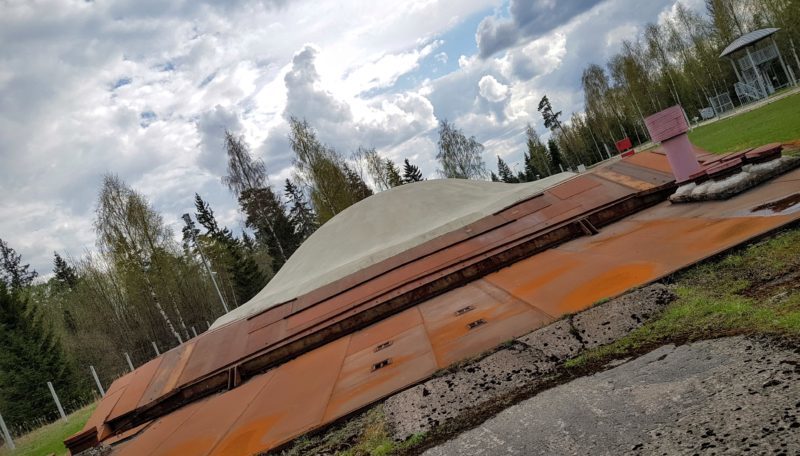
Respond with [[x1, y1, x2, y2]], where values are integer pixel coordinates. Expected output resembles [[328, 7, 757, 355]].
[[284, 179, 318, 242], [194, 193, 220, 236], [53, 252, 78, 290], [490, 171, 500, 182], [225, 240, 266, 303], [0, 283, 86, 425], [222, 132, 289, 264], [385, 160, 403, 188], [343, 163, 373, 202], [402, 159, 423, 183], [547, 138, 565, 172], [239, 187, 297, 272], [0, 238, 38, 291], [496, 156, 518, 183]]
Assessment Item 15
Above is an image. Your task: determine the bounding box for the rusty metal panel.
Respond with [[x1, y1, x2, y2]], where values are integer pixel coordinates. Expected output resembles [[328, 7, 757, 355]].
[[246, 318, 289, 354], [137, 340, 197, 408], [419, 280, 553, 367], [107, 356, 163, 422], [622, 150, 675, 175], [177, 319, 248, 387], [210, 336, 350, 455], [346, 308, 423, 355], [148, 371, 276, 456], [324, 321, 437, 421], [79, 387, 127, 435], [104, 371, 134, 397], [594, 168, 657, 191], [112, 397, 205, 456], [548, 175, 602, 200], [246, 303, 291, 333]]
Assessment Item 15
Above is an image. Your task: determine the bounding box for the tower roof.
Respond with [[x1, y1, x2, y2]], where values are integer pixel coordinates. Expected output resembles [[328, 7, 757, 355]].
[[720, 28, 780, 58]]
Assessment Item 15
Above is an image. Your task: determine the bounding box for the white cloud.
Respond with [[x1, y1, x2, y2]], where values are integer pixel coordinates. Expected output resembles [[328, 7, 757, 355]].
[[478, 75, 510, 102], [0, 0, 704, 274]]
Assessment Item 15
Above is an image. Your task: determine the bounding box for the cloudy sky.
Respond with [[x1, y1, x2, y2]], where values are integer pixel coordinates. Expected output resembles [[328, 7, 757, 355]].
[[0, 0, 703, 275]]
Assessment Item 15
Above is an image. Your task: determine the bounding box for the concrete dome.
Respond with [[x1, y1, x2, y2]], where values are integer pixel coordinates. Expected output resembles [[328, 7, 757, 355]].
[[212, 174, 574, 328]]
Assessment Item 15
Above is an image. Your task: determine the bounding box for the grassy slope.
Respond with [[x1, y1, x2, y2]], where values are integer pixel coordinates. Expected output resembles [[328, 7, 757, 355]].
[[568, 227, 800, 368], [0, 404, 95, 456], [688, 92, 800, 154]]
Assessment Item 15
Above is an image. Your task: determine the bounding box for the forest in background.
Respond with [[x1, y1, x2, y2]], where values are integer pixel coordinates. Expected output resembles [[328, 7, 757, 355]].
[[2, 0, 799, 435]]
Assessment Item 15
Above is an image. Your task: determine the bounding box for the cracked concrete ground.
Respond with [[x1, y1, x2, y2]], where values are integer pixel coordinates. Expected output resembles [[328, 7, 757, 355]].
[[422, 336, 800, 456], [385, 284, 675, 440]]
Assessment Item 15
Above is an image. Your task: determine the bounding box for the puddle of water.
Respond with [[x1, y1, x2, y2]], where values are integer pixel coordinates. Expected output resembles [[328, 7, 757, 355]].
[[750, 193, 800, 215]]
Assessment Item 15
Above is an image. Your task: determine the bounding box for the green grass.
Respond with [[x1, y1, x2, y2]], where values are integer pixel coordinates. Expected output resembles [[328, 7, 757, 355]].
[[0, 404, 96, 456], [566, 227, 800, 369], [688, 92, 800, 154]]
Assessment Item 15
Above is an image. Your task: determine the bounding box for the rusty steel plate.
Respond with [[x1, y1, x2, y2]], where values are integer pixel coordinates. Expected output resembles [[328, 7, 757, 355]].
[[147, 371, 276, 456], [137, 340, 197, 408], [419, 280, 553, 367], [548, 175, 602, 200], [323, 319, 437, 421], [107, 357, 164, 422], [177, 319, 249, 387], [621, 150, 676, 175], [209, 336, 351, 455], [113, 397, 207, 456]]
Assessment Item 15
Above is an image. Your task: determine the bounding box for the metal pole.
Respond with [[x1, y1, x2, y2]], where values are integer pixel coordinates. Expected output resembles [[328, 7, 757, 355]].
[[124, 352, 135, 372], [47, 381, 68, 422], [182, 214, 229, 313], [191, 327, 198, 338], [206, 320, 211, 330], [0, 411, 15, 450], [772, 37, 796, 86], [152, 341, 160, 356], [89, 366, 105, 398]]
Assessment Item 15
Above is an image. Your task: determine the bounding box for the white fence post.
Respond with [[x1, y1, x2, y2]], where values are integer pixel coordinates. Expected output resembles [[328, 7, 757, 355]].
[[0, 411, 14, 450], [124, 352, 135, 372], [47, 381, 68, 422], [89, 366, 105, 398], [151, 341, 160, 356], [191, 327, 198, 338]]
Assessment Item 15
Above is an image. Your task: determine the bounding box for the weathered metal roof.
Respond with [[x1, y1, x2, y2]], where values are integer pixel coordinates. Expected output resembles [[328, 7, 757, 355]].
[[66, 146, 800, 456], [720, 28, 780, 57]]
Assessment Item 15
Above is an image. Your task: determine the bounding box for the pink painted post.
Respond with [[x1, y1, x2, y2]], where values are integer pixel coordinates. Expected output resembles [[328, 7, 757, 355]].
[[644, 105, 703, 183]]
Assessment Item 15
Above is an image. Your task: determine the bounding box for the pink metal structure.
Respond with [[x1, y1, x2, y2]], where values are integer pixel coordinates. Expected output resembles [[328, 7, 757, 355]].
[[644, 105, 703, 183]]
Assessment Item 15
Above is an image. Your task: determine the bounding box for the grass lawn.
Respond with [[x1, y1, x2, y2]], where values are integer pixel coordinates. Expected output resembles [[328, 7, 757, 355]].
[[688, 91, 800, 154], [0, 404, 95, 456], [568, 226, 800, 368]]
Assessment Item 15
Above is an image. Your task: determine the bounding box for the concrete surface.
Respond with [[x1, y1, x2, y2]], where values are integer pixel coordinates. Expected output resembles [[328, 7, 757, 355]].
[[423, 337, 800, 456], [213, 175, 574, 328], [384, 285, 676, 440]]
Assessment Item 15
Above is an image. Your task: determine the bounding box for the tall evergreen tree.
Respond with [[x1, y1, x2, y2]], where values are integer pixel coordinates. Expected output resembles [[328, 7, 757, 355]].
[[222, 131, 290, 265], [53, 252, 78, 290], [385, 160, 403, 188], [547, 138, 565, 172], [0, 283, 86, 425], [284, 179, 318, 242], [402, 159, 424, 183], [239, 187, 297, 272], [496, 156, 518, 183], [0, 238, 38, 291]]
